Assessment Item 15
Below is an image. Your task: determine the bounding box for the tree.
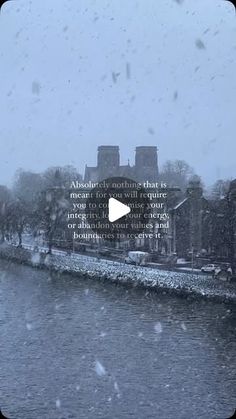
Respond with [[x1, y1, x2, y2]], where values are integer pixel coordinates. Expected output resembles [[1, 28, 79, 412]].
[[209, 179, 231, 201], [12, 166, 80, 247], [36, 168, 70, 253], [43, 165, 81, 190], [13, 169, 44, 203], [12, 170, 44, 240], [8, 199, 28, 247], [159, 160, 195, 191], [0, 185, 12, 243]]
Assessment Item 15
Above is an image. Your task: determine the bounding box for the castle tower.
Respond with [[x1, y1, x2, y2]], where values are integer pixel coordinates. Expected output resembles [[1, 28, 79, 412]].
[[97, 145, 120, 180], [135, 146, 158, 182]]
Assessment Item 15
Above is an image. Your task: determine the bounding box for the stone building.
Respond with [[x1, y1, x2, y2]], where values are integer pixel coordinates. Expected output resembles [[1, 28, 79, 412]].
[[169, 179, 211, 257], [84, 145, 158, 183], [208, 179, 236, 265], [83, 146, 235, 263]]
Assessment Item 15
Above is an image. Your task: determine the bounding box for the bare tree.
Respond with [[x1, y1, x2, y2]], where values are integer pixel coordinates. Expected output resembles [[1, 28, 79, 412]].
[[0, 185, 12, 243], [36, 168, 71, 253], [159, 159, 195, 191], [8, 199, 28, 247], [209, 179, 231, 201]]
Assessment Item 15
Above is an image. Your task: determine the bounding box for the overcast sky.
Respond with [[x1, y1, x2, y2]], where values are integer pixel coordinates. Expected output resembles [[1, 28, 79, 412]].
[[0, 0, 236, 187]]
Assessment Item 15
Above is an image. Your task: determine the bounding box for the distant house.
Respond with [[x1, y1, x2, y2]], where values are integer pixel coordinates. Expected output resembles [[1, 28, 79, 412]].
[[169, 179, 211, 257], [209, 179, 236, 264]]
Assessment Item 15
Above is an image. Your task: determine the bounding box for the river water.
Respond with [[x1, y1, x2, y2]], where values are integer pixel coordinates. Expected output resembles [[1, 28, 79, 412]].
[[0, 260, 235, 419]]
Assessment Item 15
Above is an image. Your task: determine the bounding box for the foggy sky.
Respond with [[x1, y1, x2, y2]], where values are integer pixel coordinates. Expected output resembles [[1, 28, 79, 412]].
[[0, 0, 236, 187]]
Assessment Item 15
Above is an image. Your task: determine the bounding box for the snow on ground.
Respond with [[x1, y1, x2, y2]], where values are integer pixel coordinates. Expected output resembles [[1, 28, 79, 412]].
[[0, 243, 235, 303]]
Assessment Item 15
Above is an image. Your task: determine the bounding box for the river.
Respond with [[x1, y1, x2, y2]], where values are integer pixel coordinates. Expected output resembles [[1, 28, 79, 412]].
[[0, 260, 235, 419]]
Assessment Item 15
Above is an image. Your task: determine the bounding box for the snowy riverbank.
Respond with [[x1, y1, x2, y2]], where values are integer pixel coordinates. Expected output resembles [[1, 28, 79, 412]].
[[0, 243, 235, 303]]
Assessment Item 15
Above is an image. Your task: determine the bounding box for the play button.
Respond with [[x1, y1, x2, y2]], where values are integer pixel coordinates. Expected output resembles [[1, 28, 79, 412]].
[[108, 198, 131, 222], [83, 176, 151, 242]]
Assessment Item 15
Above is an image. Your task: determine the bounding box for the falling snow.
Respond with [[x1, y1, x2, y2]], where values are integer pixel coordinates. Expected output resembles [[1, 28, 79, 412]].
[[26, 323, 32, 331], [195, 39, 206, 50], [95, 360, 106, 377], [31, 252, 41, 265], [56, 399, 61, 409], [181, 322, 187, 331], [154, 322, 163, 334]]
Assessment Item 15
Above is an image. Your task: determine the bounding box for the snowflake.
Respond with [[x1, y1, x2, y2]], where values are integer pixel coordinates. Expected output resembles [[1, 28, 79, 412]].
[[154, 322, 163, 334], [95, 360, 106, 377]]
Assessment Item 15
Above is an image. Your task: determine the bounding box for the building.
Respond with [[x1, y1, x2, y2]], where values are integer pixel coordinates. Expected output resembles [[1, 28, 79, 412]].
[[169, 179, 211, 257], [84, 145, 158, 182], [168, 178, 236, 269], [208, 179, 236, 266], [83, 146, 235, 265]]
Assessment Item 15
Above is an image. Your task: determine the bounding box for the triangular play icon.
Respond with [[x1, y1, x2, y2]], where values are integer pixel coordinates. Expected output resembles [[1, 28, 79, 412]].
[[108, 197, 131, 222]]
